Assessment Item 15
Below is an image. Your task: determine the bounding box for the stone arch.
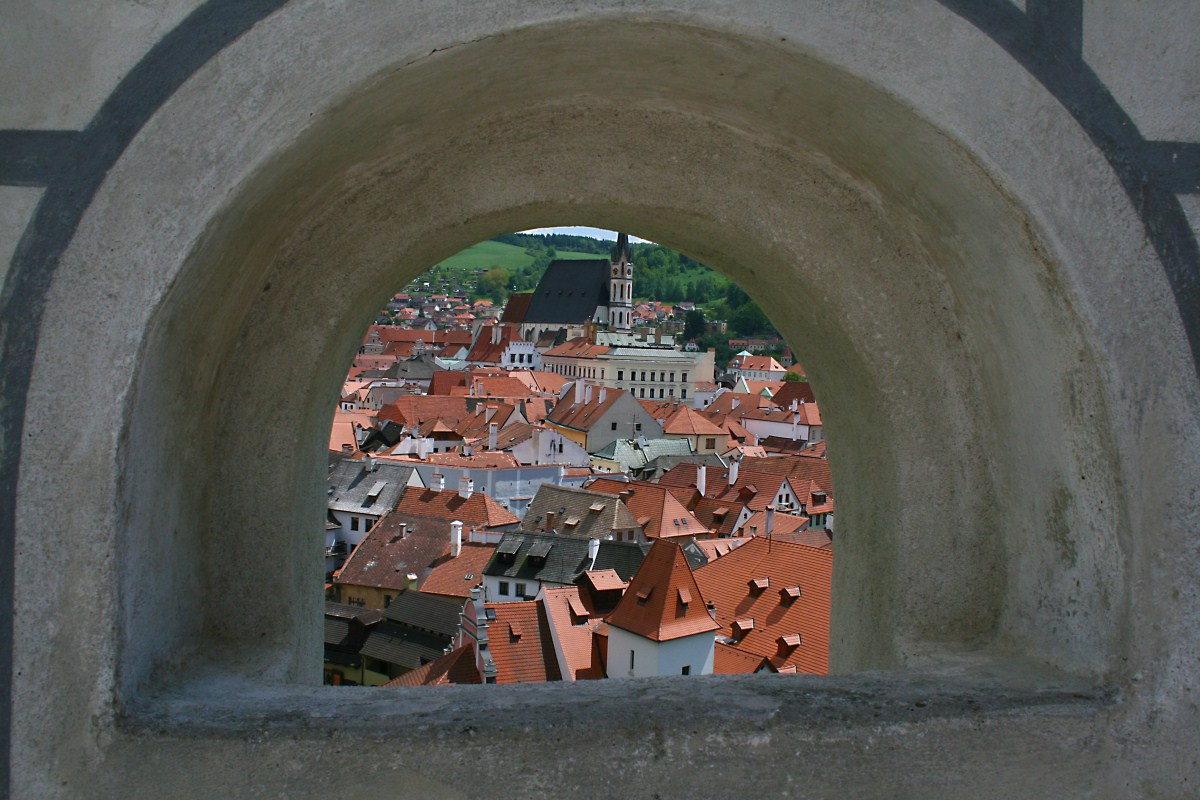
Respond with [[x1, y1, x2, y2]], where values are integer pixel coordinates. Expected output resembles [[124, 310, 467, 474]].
[[6, 3, 1197, 797]]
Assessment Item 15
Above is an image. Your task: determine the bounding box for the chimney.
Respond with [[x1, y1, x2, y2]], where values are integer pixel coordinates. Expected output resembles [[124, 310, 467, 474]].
[[574, 380, 584, 405], [598, 386, 607, 404], [791, 398, 798, 412], [484, 405, 496, 422], [398, 522, 408, 539], [697, 464, 707, 497], [791, 412, 799, 442], [434, 472, 445, 491], [459, 476, 474, 500], [488, 422, 498, 450], [587, 537, 600, 567], [451, 520, 463, 557], [365, 456, 376, 472], [731, 398, 740, 410], [728, 456, 740, 487], [532, 426, 543, 465], [766, 504, 775, 537], [545, 510, 557, 532], [406, 572, 419, 590], [585, 383, 593, 404], [491, 324, 501, 345]]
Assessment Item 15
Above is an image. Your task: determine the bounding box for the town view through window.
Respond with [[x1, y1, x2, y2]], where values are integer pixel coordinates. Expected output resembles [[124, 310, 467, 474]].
[[324, 228, 833, 686]]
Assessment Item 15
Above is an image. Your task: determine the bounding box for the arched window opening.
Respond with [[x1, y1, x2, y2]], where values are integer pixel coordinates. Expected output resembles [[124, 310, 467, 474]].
[[323, 227, 834, 686]]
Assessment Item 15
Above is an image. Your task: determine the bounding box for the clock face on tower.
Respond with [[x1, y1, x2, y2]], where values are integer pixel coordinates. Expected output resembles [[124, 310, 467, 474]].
[[612, 267, 619, 277], [625, 266, 632, 277]]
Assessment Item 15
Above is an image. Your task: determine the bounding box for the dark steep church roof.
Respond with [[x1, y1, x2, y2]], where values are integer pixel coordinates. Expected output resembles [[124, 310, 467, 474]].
[[515, 259, 611, 325]]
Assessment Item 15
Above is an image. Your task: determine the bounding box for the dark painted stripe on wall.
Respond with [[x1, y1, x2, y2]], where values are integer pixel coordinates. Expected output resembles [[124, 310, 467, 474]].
[[0, 2, 290, 796], [0, 131, 82, 187], [936, 0, 1200, 378]]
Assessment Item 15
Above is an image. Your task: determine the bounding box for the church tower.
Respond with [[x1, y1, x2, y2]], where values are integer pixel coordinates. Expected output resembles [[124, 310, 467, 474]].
[[608, 232, 634, 332]]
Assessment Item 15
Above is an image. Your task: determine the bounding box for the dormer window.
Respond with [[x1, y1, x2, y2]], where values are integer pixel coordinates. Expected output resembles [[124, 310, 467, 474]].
[[781, 585, 802, 604], [636, 587, 652, 606], [750, 577, 769, 594], [779, 633, 802, 650], [677, 587, 692, 610], [732, 618, 755, 639]]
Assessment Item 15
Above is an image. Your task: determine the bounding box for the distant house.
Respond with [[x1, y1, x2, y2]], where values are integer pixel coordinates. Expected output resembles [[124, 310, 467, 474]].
[[355, 591, 465, 683], [727, 352, 787, 381], [453, 591, 562, 684], [326, 457, 423, 552], [545, 383, 662, 454], [482, 532, 649, 603], [605, 540, 719, 678], [323, 602, 383, 686], [521, 483, 642, 542]]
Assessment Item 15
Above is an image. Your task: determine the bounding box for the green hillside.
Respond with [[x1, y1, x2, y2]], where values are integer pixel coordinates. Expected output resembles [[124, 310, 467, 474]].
[[432, 240, 596, 271]]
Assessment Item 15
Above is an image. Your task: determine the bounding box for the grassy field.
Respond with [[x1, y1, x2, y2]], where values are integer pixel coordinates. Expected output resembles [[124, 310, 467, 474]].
[[432, 240, 598, 271]]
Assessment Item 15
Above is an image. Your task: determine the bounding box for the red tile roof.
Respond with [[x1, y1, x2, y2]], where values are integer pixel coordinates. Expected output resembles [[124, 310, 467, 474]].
[[545, 385, 627, 432], [395, 488, 520, 528], [605, 540, 719, 642], [661, 405, 727, 437], [419, 543, 497, 599], [713, 640, 772, 674], [486, 601, 562, 683], [729, 354, 785, 373], [541, 587, 608, 680], [543, 336, 611, 359], [586, 478, 710, 540], [693, 536, 831, 674], [770, 380, 817, 409], [382, 644, 481, 686]]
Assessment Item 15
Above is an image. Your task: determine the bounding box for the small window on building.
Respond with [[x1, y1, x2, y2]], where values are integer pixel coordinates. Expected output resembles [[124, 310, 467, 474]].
[[681, 665, 691, 675], [617, 370, 624, 381], [630, 650, 636, 670], [350, 517, 359, 531], [499, 581, 510, 596], [516, 582, 527, 597], [384, 595, 393, 608], [706, 437, 716, 449], [670, 372, 676, 382], [682, 372, 688, 382], [681, 389, 688, 399], [635, 423, 642, 431], [611, 422, 618, 431]]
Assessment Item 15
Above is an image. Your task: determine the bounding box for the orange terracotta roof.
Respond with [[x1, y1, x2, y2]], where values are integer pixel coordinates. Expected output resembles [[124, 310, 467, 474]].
[[605, 540, 719, 642], [543, 336, 611, 359], [729, 354, 786, 372], [693, 536, 830, 674], [662, 405, 727, 437], [582, 569, 627, 591], [586, 478, 710, 540], [382, 644, 481, 686], [541, 587, 608, 680], [419, 543, 497, 599], [713, 640, 772, 674], [396, 488, 520, 528], [486, 601, 562, 683], [545, 385, 627, 432], [770, 380, 817, 408]]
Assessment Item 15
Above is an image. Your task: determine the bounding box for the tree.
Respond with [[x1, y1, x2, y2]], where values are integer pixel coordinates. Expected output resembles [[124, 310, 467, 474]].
[[783, 370, 806, 382], [683, 309, 706, 341], [730, 302, 770, 337], [478, 268, 510, 303]]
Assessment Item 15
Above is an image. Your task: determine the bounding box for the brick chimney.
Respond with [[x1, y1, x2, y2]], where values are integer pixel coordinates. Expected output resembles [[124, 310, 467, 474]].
[[545, 510, 557, 532], [697, 464, 707, 497], [488, 422, 498, 450], [459, 476, 474, 500], [765, 504, 775, 537], [588, 537, 600, 567], [728, 455, 740, 487], [598, 386, 607, 404], [451, 520, 463, 557], [434, 472, 445, 491], [585, 383, 593, 404]]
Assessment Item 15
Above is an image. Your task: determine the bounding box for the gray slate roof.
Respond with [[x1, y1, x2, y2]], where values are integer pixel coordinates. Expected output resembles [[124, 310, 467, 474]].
[[521, 484, 640, 539], [630, 452, 727, 482], [484, 531, 649, 586], [592, 437, 695, 472], [359, 622, 450, 670], [327, 458, 416, 517], [381, 591, 463, 639], [518, 260, 610, 325]]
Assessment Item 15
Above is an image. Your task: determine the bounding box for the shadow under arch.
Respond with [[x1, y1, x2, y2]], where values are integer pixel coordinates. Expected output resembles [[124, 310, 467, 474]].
[[110, 19, 1128, 703]]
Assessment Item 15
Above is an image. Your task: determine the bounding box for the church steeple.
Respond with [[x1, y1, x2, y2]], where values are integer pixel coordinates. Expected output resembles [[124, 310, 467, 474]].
[[608, 232, 634, 332]]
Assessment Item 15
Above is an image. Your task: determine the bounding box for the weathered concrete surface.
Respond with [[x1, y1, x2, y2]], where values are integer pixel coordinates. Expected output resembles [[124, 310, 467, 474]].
[[1, 2, 1197, 798]]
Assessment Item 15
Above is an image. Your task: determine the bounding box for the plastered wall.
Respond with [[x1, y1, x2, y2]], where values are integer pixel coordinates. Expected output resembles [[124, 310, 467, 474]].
[[1, 2, 1197, 797]]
